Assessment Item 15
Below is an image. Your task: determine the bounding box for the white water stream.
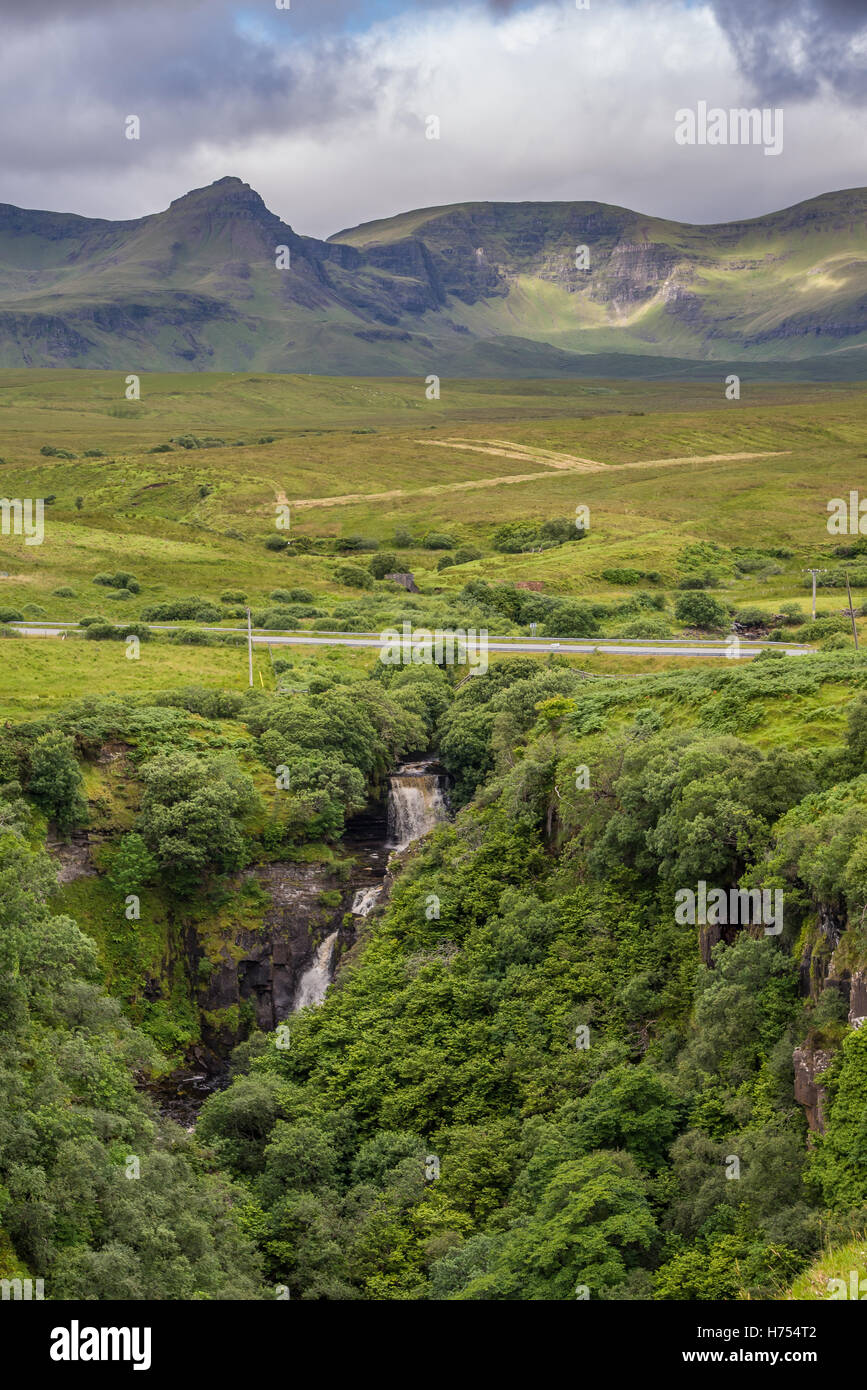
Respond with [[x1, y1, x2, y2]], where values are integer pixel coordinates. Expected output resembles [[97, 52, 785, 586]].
[[387, 761, 448, 851], [292, 761, 448, 1012], [292, 929, 338, 1010]]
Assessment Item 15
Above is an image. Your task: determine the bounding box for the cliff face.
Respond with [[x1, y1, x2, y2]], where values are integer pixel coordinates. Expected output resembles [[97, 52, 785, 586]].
[[191, 862, 355, 1055], [793, 1044, 833, 1133], [1, 179, 866, 375]]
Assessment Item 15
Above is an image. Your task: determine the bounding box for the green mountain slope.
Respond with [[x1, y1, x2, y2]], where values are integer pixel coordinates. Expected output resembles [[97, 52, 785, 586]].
[[0, 178, 865, 376]]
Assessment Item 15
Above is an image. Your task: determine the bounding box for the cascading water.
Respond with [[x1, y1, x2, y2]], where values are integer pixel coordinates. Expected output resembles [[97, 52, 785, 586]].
[[293, 929, 338, 1010], [387, 760, 448, 851], [291, 760, 448, 1014], [352, 885, 383, 917]]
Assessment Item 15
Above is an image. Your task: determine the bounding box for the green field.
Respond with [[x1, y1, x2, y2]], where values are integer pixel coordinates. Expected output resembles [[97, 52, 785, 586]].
[[0, 370, 865, 668]]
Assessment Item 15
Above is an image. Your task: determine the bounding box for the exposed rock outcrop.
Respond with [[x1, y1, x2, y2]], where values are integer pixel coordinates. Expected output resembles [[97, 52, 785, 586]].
[[793, 1045, 833, 1134]]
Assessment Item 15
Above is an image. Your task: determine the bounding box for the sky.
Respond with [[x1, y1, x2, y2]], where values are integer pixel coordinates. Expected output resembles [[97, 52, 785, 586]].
[[0, 0, 863, 237]]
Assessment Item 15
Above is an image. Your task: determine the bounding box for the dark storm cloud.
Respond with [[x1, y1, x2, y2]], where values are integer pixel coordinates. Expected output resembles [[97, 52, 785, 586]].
[[708, 0, 867, 101]]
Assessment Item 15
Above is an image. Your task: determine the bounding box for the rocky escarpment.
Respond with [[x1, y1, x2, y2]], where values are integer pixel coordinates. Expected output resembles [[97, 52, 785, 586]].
[[791, 905, 867, 1134], [190, 861, 356, 1056], [793, 1044, 834, 1133]]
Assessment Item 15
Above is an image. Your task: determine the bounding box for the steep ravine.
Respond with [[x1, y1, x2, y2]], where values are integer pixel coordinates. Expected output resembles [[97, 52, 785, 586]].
[[150, 757, 450, 1124]]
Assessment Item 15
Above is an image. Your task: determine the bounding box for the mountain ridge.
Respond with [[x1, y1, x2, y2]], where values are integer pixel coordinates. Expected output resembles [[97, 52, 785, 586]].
[[0, 177, 864, 377]]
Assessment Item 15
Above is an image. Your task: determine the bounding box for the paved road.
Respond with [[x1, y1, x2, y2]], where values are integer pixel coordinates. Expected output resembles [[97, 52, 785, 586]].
[[11, 623, 814, 660]]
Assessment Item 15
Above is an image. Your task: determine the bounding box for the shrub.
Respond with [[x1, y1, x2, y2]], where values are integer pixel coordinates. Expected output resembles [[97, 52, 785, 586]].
[[264, 535, 289, 551], [539, 518, 584, 545], [334, 564, 374, 590], [336, 535, 377, 552], [27, 730, 87, 830], [601, 567, 644, 585], [543, 602, 599, 639], [423, 531, 456, 550], [369, 552, 399, 580], [221, 590, 247, 603], [140, 601, 222, 623], [620, 616, 673, 639], [84, 622, 150, 642], [674, 592, 729, 630], [437, 555, 456, 571], [52, 587, 75, 597], [288, 588, 314, 603], [22, 604, 47, 618], [393, 527, 414, 548], [453, 546, 483, 565], [93, 571, 140, 593], [733, 607, 773, 630], [492, 522, 537, 553], [0, 607, 22, 622]]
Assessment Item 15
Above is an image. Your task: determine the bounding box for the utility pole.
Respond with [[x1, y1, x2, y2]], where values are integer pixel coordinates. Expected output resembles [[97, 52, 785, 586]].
[[246, 606, 254, 687], [845, 570, 860, 652], [805, 569, 825, 621]]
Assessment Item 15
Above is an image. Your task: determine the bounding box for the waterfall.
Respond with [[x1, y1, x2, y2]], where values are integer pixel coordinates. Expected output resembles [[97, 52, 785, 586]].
[[352, 885, 382, 916], [387, 761, 448, 851], [293, 929, 338, 1011]]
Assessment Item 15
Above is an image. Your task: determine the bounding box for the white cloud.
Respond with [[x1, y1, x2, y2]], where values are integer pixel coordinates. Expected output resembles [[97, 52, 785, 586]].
[[0, 1, 861, 235]]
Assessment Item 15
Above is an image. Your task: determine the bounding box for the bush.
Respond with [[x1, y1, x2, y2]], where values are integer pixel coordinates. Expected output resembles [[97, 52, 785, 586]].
[[336, 535, 378, 553], [334, 564, 374, 590], [453, 546, 483, 565], [269, 589, 294, 603], [84, 622, 150, 642], [733, 607, 773, 630], [539, 518, 584, 546], [221, 590, 247, 603], [265, 535, 289, 551], [543, 603, 599, 639], [437, 555, 456, 571], [393, 527, 415, 548], [369, 552, 399, 580], [288, 588, 314, 604], [601, 567, 645, 585], [93, 571, 140, 593], [106, 589, 133, 601], [0, 607, 22, 622], [140, 601, 222, 623], [620, 616, 673, 639], [52, 587, 75, 598], [22, 604, 47, 618], [27, 730, 88, 830], [423, 532, 456, 550], [492, 522, 538, 553], [674, 592, 730, 630]]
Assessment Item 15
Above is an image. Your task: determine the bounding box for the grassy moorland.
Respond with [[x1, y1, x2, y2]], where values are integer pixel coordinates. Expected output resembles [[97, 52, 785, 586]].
[[0, 371, 864, 662]]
